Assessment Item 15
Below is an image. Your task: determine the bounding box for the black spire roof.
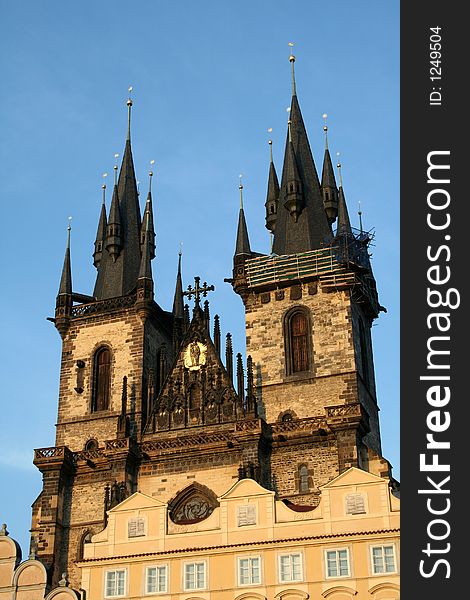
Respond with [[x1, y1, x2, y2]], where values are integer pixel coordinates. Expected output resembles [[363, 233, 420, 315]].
[[272, 94, 332, 255], [265, 143, 280, 233], [321, 147, 339, 223], [93, 189, 108, 268], [337, 185, 352, 235], [234, 185, 252, 257], [93, 137, 143, 300], [58, 224, 72, 296], [172, 252, 184, 319]]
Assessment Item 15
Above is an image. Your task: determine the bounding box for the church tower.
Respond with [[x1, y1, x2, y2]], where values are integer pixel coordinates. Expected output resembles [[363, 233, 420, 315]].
[[31, 57, 395, 592], [231, 51, 391, 500]]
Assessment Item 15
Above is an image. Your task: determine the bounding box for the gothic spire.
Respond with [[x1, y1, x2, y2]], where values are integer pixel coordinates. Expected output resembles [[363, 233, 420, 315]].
[[321, 115, 339, 224], [172, 250, 184, 319], [336, 159, 352, 235], [93, 92, 143, 300], [234, 178, 252, 257], [58, 220, 72, 296], [272, 54, 332, 256], [138, 219, 153, 281], [105, 183, 122, 262], [265, 139, 280, 233], [94, 181, 108, 268], [141, 164, 156, 259], [55, 219, 73, 338]]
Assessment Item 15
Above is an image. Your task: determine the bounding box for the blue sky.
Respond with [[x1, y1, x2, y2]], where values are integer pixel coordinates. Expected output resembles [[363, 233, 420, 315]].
[[0, 1, 399, 554]]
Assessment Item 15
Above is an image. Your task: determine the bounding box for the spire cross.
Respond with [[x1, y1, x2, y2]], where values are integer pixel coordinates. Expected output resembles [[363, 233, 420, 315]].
[[323, 113, 329, 149], [358, 201, 364, 233], [149, 159, 155, 193], [183, 276, 215, 309], [102, 172, 108, 204], [113, 154, 119, 185], [288, 42, 296, 95], [336, 152, 343, 187], [239, 174, 244, 209], [127, 86, 133, 141]]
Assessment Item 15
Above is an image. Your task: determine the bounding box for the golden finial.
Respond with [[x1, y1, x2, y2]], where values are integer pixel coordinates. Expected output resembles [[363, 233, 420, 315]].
[[102, 172, 108, 204], [323, 113, 329, 149], [288, 42, 296, 95], [358, 201, 363, 233], [179, 241, 183, 258], [238, 174, 244, 209], [149, 159, 155, 193], [127, 86, 133, 141], [336, 152, 343, 187], [268, 128, 273, 162], [113, 153, 119, 185]]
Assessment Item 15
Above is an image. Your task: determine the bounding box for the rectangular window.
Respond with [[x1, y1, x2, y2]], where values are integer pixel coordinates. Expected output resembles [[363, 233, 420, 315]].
[[238, 557, 261, 585], [326, 549, 350, 578], [371, 545, 397, 574], [279, 553, 303, 582], [105, 570, 126, 597], [184, 562, 206, 590], [146, 565, 168, 594]]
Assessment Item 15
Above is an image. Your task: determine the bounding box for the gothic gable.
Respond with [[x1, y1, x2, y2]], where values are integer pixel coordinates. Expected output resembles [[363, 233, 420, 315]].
[[145, 307, 244, 433]]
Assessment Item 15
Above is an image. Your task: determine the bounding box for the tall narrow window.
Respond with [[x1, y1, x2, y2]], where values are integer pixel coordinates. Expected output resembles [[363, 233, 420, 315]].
[[358, 319, 370, 388], [92, 347, 111, 412], [299, 465, 309, 493], [285, 308, 311, 375]]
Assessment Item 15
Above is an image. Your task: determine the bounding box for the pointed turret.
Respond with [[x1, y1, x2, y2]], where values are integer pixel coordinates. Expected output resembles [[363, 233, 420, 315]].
[[321, 115, 338, 224], [265, 139, 280, 233], [336, 160, 352, 235], [272, 52, 332, 256], [337, 185, 352, 235], [135, 211, 154, 320], [141, 166, 156, 260], [94, 94, 143, 300], [234, 180, 252, 258], [172, 251, 184, 352], [55, 221, 73, 338], [105, 182, 122, 262], [93, 183, 108, 268], [283, 121, 304, 222], [172, 251, 184, 319]]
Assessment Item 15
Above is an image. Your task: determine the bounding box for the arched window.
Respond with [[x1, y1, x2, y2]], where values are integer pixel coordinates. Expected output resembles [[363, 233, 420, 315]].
[[298, 465, 309, 493], [284, 308, 311, 375], [92, 347, 111, 412]]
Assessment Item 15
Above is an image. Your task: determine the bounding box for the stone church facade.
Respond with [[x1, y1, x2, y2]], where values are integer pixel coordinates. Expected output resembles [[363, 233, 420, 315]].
[[1, 54, 399, 599]]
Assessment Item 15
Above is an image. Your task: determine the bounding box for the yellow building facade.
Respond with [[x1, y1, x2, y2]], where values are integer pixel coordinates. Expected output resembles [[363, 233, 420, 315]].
[[1, 468, 399, 599]]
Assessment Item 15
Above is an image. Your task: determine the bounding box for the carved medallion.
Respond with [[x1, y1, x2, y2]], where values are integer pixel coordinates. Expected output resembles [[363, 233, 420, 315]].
[[184, 341, 207, 370]]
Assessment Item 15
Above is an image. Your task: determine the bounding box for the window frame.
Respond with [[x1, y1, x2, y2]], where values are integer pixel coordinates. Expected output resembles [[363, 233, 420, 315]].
[[283, 306, 313, 378], [91, 345, 112, 412], [182, 560, 207, 592], [324, 548, 351, 579], [369, 544, 398, 575], [278, 552, 304, 583], [237, 555, 262, 587], [145, 564, 169, 595], [104, 568, 127, 598]]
